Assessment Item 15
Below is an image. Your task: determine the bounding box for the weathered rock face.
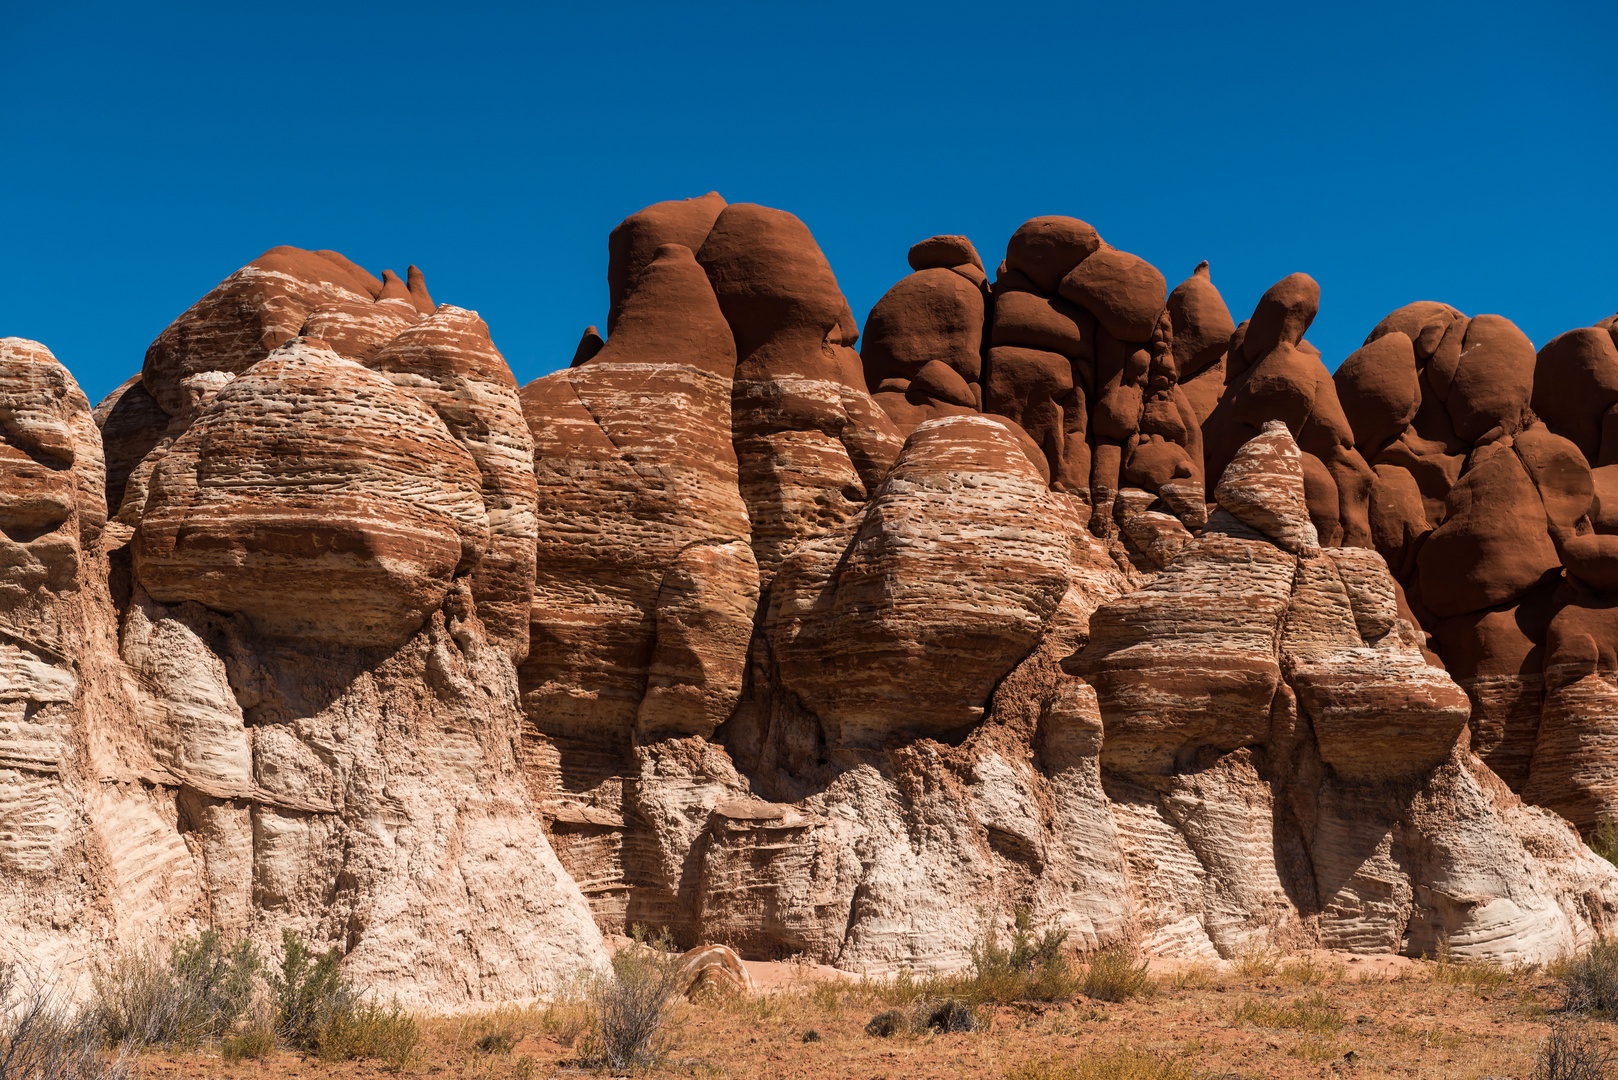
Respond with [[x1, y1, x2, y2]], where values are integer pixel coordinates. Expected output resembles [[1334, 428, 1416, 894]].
[[8, 203, 1618, 995], [1, 255, 607, 999], [519, 242, 755, 747], [1333, 300, 1618, 832], [768, 416, 1072, 748], [508, 196, 1618, 971], [134, 339, 489, 648]]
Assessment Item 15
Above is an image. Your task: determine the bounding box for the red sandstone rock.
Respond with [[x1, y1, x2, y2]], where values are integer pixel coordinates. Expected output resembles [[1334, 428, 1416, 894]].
[[1166, 262, 1234, 425], [1416, 441, 1560, 619], [607, 192, 727, 334], [1058, 248, 1168, 344], [1335, 331, 1419, 456], [141, 246, 384, 416], [1447, 314, 1536, 442], [861, 268, 985, 387], [1533, 328, 1618, 464], [1003, 216, 1103, 294], [699, 204, 903, 580], [133, 338, 487, 647], [92, 374, 168, 518], [908, 235, 983, 273]]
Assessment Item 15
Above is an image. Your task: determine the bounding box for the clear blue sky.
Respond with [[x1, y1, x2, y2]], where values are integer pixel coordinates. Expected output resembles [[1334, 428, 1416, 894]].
[[4, 1, 1614, 406]]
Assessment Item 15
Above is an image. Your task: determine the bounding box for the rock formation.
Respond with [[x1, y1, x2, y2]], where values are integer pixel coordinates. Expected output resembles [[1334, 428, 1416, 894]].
[[1, 258, 605, 1001], [510, 198, 1618, 971], [4, 203, 1618, 996], [1334, 302, 1618, 835]]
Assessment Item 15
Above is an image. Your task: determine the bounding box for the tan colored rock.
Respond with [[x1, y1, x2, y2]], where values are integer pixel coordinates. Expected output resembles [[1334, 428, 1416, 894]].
[[367, 307, 538, 659], [769, 416, 1071, 747], [133, 339, 488, 648]]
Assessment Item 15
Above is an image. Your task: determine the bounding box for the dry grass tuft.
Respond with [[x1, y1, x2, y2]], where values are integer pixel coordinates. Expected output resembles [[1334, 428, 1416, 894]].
[[1231, 942, 1282, 980], [1166, 962, 1221, 991], [1230, 991, 1343, 1035], [1081, 947, 1156, 1003], [1429, 939, 1516, 992], [1004, 1046, 1190, 1080], [1278, 954, 1342, 986], [1561, 935, 1618, 1016]]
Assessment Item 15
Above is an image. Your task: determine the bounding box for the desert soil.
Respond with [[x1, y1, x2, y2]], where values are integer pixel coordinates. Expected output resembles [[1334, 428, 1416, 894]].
[[139, 951, 1596, 1080]]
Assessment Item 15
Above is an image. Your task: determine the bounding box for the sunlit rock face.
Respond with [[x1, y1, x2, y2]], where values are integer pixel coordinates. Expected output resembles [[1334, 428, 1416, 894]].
[[6, 209, 1618, 994]]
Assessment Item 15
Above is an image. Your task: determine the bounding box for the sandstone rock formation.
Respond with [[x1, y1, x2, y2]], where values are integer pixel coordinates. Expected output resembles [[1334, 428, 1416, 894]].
[[5, 201, 1618, 997], [509, 196, 1618, 972], [1332, 302, 1618, 835], [0, 254, 607, 1001]]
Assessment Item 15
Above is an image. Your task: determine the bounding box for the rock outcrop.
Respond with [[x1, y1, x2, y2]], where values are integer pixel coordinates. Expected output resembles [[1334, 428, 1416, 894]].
[[1333, 301, 1618, 834], [2, 253, 607, 1000], [5, 201, 1618, 995]]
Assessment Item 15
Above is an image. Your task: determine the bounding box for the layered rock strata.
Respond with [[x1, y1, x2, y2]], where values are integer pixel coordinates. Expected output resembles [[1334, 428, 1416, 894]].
[[5, 202, 1618, 995], [1, 255, 606, 1000], [510, 196, 1618, 970]]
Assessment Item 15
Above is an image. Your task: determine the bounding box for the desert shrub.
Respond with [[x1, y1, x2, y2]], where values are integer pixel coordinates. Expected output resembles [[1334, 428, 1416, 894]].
[[270, 929, 416, 1067], [578, 925, 683, 1071], [1534, 1021, 1616, 1080], [1563, 936, 1618, 1016], [1005, 1048, 1189, 1080], [1591, 820, 1618, 869], [1429, 938, 1514, 991], [1230, 992, 1343, 1035], [1082, 946, 1155, 1003], [92, 930, 261, 1048], [219, 1004, 275, 1064], [0, 962, 131, 1080], [270, 930, 354, 1050], [314, 999, 418, 1069], [1231, 942, 1281, 979], [865, 1009, 909, 1037], [863, 997, 981, 1037], [962, 909, 1078, 1003]]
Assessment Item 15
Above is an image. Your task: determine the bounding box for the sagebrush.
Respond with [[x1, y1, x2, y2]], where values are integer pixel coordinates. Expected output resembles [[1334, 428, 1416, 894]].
[[578, 925, 683, 1071]]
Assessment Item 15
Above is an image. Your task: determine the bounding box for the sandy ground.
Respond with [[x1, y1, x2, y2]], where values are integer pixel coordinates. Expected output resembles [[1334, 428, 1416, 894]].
[[138, 949, 1596, 1080]]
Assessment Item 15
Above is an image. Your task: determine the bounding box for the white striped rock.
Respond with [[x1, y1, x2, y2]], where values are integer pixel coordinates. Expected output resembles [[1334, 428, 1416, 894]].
[[368, 306, 538, 659], [768, 415, 1071, 747], [133, 338, 488, 647], [141, 247, 386, 417], [519, 243, 755, 744]]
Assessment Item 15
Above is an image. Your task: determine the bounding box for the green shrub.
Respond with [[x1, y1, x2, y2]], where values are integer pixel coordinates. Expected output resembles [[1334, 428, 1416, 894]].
[[578, 925, 683, 1071], [269, 929, 416, 1067], [1081, 946, 1155, 1003], [963, 909, 1079, 1004], [270, 929, 352, 1051], [1590, 819, 1618, 868], [92, 931, 261, 1048], [1562, 936, 1618, 1016]]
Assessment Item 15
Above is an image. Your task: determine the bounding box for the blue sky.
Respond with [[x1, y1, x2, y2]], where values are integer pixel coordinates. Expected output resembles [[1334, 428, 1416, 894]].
[[3, 1, 1614, 405]]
